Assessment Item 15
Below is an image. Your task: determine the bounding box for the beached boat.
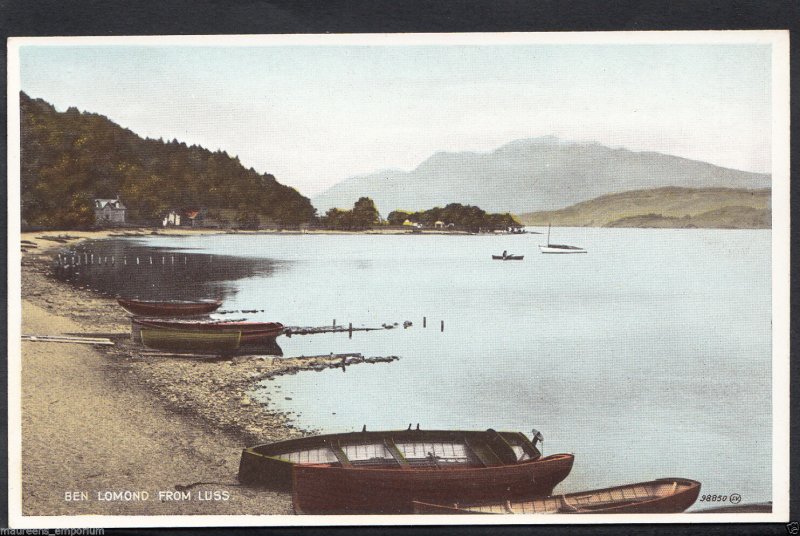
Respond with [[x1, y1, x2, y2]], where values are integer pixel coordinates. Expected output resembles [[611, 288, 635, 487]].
[[237, 428, 571, 514], [133, 318, 283, 343], [412, 478, 701, 515], [240, 428, 557, 490], [539, 224, 586, 254], [492, 254, 524, 260], [139, 327, 241, 353], [117, 298, 222, 316], [292, 452, 575, 514]]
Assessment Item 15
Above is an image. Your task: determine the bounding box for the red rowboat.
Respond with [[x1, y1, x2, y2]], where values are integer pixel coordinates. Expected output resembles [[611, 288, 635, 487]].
[[239, 428, 552, 491], [292, 453, 575, 514], [117, 298, 222, 317], [412, 477, 701, 514], [240, 427, 572, 515], [132, 318, 283, 343]]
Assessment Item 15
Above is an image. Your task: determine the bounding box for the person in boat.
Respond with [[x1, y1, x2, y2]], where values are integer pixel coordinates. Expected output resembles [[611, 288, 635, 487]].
[[502, 250, 507, 259]]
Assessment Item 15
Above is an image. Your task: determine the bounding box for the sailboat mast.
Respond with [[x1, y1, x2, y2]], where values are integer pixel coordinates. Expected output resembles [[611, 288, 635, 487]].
[[547, 223, 551, 247]]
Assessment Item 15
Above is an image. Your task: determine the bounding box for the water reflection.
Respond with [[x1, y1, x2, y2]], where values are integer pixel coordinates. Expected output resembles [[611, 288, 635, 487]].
[[53, 238, 282, 302]]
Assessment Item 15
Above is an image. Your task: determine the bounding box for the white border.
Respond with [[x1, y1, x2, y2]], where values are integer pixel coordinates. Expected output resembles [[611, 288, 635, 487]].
[[6, 30, 791, 528]]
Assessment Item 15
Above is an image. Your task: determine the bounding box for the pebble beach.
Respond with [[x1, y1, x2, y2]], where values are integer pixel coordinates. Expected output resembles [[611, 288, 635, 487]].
[[18, 229, 392, 516]]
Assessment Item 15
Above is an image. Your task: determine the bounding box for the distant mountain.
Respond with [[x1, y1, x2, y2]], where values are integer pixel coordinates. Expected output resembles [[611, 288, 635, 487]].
[[20, 92, 315, 228], [312, 137, 770, 216], [518, 187, 771, 229]]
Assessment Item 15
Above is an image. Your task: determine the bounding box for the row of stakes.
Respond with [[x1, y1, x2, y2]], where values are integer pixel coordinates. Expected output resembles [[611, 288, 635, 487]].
[[55, 253, 209, 267], [333, 317, 444, 333]]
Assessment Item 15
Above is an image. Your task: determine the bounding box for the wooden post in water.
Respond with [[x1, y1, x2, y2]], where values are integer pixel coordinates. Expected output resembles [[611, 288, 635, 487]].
[[136, 257, 140, 265], [149, 256, 153, 265], [124, 256, 127, 265], [162, 256, 165, 265], [349, 322, 353, 339], [90, 254, 94, 264], [333, 319, 336, 327], [441, 320, 444, 332], [84, 253, 88, 264], [423, 316, 427, 328], [171, 255, 174, 265]]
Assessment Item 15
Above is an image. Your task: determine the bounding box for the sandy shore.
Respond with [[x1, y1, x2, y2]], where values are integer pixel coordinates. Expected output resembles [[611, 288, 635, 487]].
[[18, 229, 397, 516]]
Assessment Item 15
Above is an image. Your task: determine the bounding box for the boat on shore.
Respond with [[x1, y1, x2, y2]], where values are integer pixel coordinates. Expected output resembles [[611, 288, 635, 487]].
[[292, 452, 575, 514], [117, 297, 222, 316], [140, 327, 241, 353], [239, 428, 558, 491], [412, 477, 701, 515], [539, 224, 586, 254], [133, 318, 283, 344], [238, 427, 573, 514]]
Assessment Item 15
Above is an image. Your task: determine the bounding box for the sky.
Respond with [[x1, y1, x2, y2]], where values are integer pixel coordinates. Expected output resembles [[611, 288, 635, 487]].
[[18, 39, 773, 197]]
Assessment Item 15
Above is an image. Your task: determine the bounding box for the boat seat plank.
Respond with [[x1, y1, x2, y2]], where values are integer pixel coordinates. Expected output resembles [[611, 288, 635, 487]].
[[384, 438, 409, 466], [464, 437, 502, 467], [329, 441, 352, 467]]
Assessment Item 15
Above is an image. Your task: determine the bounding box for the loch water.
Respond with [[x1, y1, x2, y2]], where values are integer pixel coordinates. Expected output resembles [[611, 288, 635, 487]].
[[62, 228, 773, 507]]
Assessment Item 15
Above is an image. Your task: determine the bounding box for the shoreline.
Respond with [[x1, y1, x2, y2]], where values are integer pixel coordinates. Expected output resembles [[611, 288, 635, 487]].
[[18, 228, 398, 516]]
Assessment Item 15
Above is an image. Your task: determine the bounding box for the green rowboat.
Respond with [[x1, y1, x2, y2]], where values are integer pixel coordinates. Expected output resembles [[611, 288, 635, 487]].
[[140, 327, 242, 353]]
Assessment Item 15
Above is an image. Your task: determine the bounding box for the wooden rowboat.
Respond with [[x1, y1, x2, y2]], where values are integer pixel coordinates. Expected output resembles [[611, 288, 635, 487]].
[[133, 318, 283, 344], [412, 478, 701, 515], [492, 255, 524, 260], [140, 327, 241, 353], [238, 428, 572, 514], [293, 452, 574, 514], [117, 298, 222, 316], [239, 428, 552, 490]]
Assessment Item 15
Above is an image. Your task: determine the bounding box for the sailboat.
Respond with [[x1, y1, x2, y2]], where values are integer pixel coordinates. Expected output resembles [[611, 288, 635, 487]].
[[539, 224, 586, 254]]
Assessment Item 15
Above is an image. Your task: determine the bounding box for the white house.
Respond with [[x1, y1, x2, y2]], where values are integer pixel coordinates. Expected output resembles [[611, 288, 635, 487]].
[[93, 196, 126, 226], [163, 210, 181, 227]]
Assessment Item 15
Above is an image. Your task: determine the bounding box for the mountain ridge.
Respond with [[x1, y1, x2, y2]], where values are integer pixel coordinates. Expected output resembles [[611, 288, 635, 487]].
[[313, 137, 770, 216]]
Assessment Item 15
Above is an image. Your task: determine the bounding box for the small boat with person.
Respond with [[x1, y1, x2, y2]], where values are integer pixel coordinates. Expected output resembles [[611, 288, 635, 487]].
[[539, 224, 586, 254], [492, 250, 524, 260], [117, 297, 223, 316], [412, 477, 701, 514]]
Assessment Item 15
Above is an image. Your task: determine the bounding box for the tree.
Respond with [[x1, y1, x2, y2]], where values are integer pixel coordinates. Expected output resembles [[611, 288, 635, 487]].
[[387, 210, 411, 226], [351, 197, 380, 230]]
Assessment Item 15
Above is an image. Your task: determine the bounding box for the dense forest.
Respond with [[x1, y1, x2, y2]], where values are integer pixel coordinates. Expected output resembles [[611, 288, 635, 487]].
[[20, 92, 316, 228]]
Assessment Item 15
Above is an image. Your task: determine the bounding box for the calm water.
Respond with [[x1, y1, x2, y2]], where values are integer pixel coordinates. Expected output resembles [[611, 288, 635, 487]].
[[65, 228, 772, 507]]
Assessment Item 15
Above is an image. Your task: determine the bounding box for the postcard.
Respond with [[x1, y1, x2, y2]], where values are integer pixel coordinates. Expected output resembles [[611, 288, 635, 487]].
[[6, 31, 790, 528]]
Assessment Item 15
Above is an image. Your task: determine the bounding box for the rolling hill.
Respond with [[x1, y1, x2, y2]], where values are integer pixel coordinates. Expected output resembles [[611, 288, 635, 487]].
[[518, 187, 771, 229]]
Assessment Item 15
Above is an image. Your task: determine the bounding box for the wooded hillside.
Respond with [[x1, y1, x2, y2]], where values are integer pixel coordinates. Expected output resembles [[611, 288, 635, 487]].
[[20, 92, 316, 228]]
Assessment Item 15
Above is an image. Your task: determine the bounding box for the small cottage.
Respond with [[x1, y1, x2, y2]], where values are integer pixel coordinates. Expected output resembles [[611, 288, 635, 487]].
[[94, 196, 126, 226]]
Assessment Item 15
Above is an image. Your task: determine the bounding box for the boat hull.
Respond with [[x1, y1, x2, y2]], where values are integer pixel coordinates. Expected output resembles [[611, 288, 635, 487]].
[[140, 327, 241, 352], [238, 429, 543, 491], [118, 298, 222, 316], [538, 245, 586, 254], [412, 477, 701, 515], [133, 319, 283, 343], [491, 255, 524, 260], [292, 453, 575, 514]]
